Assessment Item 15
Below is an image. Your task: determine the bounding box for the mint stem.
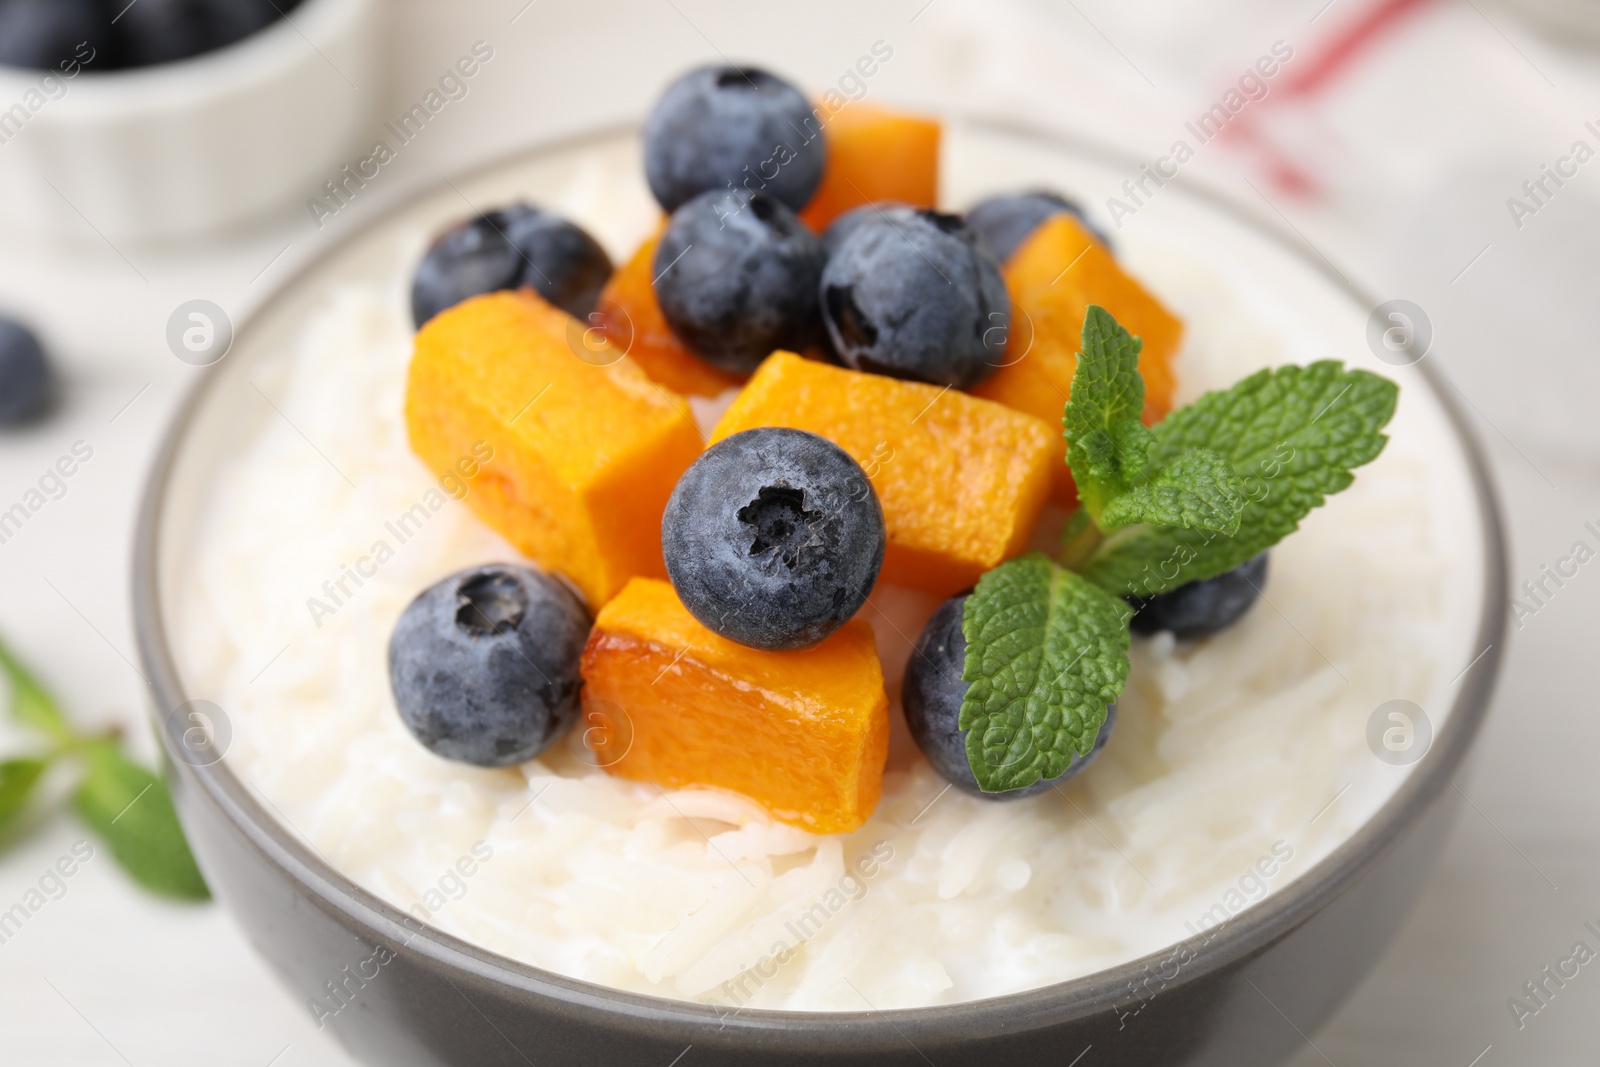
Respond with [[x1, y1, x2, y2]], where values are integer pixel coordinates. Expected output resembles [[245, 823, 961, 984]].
[[1059, 509, 1103, 572]]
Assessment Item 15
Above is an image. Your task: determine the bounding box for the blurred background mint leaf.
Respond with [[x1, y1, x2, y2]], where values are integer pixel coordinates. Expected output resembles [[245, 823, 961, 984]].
[[0, 634, 209, 900]]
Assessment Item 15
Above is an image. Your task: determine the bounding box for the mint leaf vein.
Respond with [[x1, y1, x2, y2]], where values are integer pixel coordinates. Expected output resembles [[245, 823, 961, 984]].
[[1099, 447, 1245, 535]]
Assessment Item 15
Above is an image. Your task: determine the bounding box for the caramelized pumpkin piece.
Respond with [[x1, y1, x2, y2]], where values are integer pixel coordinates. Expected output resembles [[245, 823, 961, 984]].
[[594, 230, 744, 399], [406, 290, 703, 607], [583, 578, 889, 834], [711, 352, 1055, 597], [972, 213, 1183, 505], [799, 101, 941, 232]]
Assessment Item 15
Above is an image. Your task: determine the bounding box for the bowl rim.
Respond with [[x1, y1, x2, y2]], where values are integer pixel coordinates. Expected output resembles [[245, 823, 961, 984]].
[[132, 114, 1508, 1040]]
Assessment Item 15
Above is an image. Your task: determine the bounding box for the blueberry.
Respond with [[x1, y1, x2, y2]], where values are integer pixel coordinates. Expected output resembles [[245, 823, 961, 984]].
[[388, 563, 590, 767], [814, 203, 914, 364], [0, 317, 53, 426], [966, 190, 1111, 262], [643, 64, 826, 213], [499, 206, 613, 319], [820, 201, 909, 259], [662, 427, 885, 651], [0, 0, 111, 71], [904, 595, 1116, 799], [411, 203, 613, 328], [653, 189, 824, 374], [819, 209, 1009, 389], [1128, 552, 1269, 640], [411, 215, 521, 328]]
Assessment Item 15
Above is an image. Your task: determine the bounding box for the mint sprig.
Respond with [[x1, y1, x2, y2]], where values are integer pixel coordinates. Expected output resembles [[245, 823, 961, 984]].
[[960, 554, 1131, 792], [1082, 360, 1398, 597], [960, 306, 1398, 793], [0, 635, 210, 900]]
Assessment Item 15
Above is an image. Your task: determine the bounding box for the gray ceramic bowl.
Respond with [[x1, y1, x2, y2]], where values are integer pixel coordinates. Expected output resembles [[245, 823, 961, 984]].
[[133, 120, 1507, 1066]]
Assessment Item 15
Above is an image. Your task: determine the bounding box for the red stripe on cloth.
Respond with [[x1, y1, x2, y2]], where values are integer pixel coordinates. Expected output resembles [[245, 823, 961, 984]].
[[1283, 0, 1436, 99]]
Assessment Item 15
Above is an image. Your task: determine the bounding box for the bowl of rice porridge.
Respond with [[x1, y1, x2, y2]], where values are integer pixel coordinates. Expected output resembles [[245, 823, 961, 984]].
[[133, 114, 1506, 1067]]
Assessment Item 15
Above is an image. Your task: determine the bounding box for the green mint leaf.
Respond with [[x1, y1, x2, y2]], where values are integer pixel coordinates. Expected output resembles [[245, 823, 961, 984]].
[[1099, 448, 1246, 535], [74, 741, 209, 900], [0, 638, 72, 743], [1062, 305, 1151, 519], [960, 554, 1131, 793], [1083, 361, 1399, 597], [0, 758, 49, 837]]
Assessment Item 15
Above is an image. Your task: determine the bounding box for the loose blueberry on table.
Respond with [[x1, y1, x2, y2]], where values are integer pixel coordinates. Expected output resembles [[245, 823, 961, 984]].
[[904, 595, 1116, 799], [411, 203, 613, 328], [1128, 552, 1269, 640], [0, 316, 54, 426], [819, 208, 1010, 389], [642, 64, 826, 213], [388, 563, 589, 767], [966, 189, 1110, 261], [652, 188, 826, 374], [661, 427, 886, 652]]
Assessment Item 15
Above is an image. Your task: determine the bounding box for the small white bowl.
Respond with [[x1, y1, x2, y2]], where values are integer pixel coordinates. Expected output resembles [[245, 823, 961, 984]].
[[0, 0, 381, 244]]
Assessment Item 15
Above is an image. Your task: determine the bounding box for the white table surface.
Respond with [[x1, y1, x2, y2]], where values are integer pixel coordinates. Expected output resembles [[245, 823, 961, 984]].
[[0, 1, 1596, 1063]]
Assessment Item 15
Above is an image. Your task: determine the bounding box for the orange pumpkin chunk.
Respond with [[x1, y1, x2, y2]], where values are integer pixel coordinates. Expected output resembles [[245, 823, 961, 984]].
[[799, 101, 941, 232], [583, 578, 889, 835], [971, 214, 1184, 506], [405, 290, 703, 607], [594, 230, 744, 399], [710, 352, 1055, 597]]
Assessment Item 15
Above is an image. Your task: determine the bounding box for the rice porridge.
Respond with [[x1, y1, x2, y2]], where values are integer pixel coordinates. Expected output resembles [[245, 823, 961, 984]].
[[171, 139, 1482, 1012]]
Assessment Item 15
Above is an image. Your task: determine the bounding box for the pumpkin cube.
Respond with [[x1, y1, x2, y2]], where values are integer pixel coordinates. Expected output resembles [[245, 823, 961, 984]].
[[971, 213, 1183, 505], [594, 229, 744, 399], [800, 101, 941, 232], [582, 578, 889, 835], [405, 290, 703, 607], [710, 352, 1055, 597]]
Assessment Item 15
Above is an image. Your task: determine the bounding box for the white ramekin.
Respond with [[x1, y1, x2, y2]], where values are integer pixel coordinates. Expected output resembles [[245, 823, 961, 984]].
[[0, 0, 381, 244]]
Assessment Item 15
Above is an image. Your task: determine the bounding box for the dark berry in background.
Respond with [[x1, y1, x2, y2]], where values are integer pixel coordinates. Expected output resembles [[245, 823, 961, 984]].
[[116, 0, 293, 67], [643, 64, 826, 213], [1128, 552, 1270, 641], [0, 0, 304, 72], [904, 595, 1116, 799], [653, 188, 824, 375], [0, 317, 54, 426], [820, 209, 1009, 389], [662, 427, 885, 652], [0, 0, 112, 70], [411, 203, 613, 328], [388, 563, 590, 767], [966, 190, 1111, 262]]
